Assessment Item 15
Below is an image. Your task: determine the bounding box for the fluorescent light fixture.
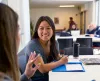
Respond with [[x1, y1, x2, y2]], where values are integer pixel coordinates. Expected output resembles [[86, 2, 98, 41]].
[[59, 5, 75, 7]]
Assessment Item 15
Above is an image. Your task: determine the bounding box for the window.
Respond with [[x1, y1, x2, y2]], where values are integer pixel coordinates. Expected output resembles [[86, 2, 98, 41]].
[[95, 0, 100, 26], [0, 0, 8, 4]]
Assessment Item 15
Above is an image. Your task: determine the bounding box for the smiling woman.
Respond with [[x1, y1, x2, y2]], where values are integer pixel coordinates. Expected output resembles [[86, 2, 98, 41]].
[[18, 16, 68, 81]]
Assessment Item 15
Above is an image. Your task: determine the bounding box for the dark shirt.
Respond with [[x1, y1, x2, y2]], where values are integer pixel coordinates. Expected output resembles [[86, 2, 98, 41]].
[[86, 26, 100, 47], [86, 26, 100, 38], [69, 21, 75, 29], [20, 74, 29, 81], [60, 31, 71, 36]]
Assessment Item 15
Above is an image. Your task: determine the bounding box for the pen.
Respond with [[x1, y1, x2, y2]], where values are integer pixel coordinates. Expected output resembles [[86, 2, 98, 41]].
[[61, 54, 69, 58], [64, 55, 69, 58], [67, 55, 69, 57]]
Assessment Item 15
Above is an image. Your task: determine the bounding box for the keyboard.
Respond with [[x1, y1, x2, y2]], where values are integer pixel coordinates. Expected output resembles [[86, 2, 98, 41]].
[[80, 58, 100, 65]]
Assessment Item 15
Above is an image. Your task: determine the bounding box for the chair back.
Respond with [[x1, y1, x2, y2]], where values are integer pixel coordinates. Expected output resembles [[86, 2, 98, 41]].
[[18, 48, 27, 74], [76, 38, 92, 47], [79, 47, 93, 55], [58, 38, 73, 54], [64, 47, 93, 55]]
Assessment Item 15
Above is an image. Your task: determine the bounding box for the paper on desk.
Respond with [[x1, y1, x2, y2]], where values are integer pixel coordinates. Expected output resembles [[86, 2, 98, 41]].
[[68, 59, 80, 63], [66, 64, 83, 71]]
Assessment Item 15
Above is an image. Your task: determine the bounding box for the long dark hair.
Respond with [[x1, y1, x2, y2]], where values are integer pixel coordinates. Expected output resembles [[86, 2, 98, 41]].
[[0, 3, 19, 81], [33, 16, 58, 62]]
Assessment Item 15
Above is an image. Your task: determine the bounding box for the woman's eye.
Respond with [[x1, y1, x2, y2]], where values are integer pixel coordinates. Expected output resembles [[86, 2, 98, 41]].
[[47, 27, 51, 29], [40, 28, 44, 30]]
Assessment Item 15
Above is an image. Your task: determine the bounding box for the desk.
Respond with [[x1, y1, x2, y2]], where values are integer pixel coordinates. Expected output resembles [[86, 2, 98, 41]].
[[49, 55, 100, 81], [56, 35, 100, 42]]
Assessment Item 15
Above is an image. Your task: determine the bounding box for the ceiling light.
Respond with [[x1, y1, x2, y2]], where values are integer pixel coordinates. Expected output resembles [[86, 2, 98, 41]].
[[59, 5, 75, 7]]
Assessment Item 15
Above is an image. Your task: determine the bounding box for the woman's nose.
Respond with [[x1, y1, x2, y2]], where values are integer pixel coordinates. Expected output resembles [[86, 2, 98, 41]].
[[43, 28, 48, 33]]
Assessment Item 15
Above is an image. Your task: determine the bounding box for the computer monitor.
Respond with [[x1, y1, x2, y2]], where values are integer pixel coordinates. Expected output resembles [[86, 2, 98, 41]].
[[71, 30, 80, 36], [76, 38, 92, 47], [57, 38, 73, 54]]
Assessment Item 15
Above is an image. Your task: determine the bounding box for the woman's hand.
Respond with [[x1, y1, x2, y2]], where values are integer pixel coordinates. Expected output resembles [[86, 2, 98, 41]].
[[59, 55, 68, 64], [24, 52, 40, 79]]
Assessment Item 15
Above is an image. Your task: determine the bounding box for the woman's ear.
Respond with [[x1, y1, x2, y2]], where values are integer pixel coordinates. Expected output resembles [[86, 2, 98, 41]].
[[16, 25, 21, 51]]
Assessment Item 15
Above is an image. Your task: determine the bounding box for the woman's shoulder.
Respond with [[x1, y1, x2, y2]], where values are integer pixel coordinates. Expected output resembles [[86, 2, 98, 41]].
[[25, 38, 41, 52], [0, 72, 13, 81], [27, 39, 39, 46], [29, 38, 38, 43]]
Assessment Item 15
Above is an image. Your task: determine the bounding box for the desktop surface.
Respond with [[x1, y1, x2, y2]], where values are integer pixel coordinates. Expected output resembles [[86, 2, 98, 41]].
[[49, 55, 100, 81]]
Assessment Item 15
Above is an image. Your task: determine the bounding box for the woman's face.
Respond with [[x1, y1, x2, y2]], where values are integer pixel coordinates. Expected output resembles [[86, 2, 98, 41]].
[[38, 21, 53, 42], [72, 25, 76, 29]]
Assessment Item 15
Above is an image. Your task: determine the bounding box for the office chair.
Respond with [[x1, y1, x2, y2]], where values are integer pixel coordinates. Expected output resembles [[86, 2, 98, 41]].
[[79, 47, 93, 55], [18, 53, 27, 74], [76, 38, 93, 47], [18, 47, 27, 74], [57, 38, 73, 54]]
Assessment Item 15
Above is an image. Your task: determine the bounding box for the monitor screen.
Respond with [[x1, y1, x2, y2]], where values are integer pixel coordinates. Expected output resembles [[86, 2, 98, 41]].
[[57, 38, 73, 54], [71, 30, 80, 36]]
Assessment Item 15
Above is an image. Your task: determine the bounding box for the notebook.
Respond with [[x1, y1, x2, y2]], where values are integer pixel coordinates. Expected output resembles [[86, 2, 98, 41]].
[[52, 62, 85, 72], [80, 58, 100, 65]]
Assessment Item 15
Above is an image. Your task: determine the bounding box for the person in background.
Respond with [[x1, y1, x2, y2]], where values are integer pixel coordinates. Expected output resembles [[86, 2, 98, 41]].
[[67, 24, 78, 33], [19, 16, 68, 81], [86, 23, 100, 47], [86, 24, 100, 37], [68, 17, 76, 29], [0, 3, 40, 81]]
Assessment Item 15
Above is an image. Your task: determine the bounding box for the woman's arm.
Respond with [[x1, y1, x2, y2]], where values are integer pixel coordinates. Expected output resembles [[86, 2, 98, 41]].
[[20, 52, 40, 81], [25, 40, 68, 73], [34, 54, 68, 73]]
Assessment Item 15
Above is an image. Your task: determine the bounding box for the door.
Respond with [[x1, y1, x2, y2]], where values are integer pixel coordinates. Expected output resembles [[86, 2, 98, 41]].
[[80, 11, 86, 34]]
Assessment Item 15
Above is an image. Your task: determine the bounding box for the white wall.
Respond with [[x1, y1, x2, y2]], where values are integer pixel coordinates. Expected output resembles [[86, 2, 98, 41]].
[[30, 1, 96, 31], [86, 2, 93, 29], [8, 0, 30, 52], [80, 1, 94, 29], [30, 7, 80, 30]]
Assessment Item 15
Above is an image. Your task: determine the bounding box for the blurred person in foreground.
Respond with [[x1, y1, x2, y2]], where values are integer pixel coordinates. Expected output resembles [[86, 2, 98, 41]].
[[0, 3, 40, 81]]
